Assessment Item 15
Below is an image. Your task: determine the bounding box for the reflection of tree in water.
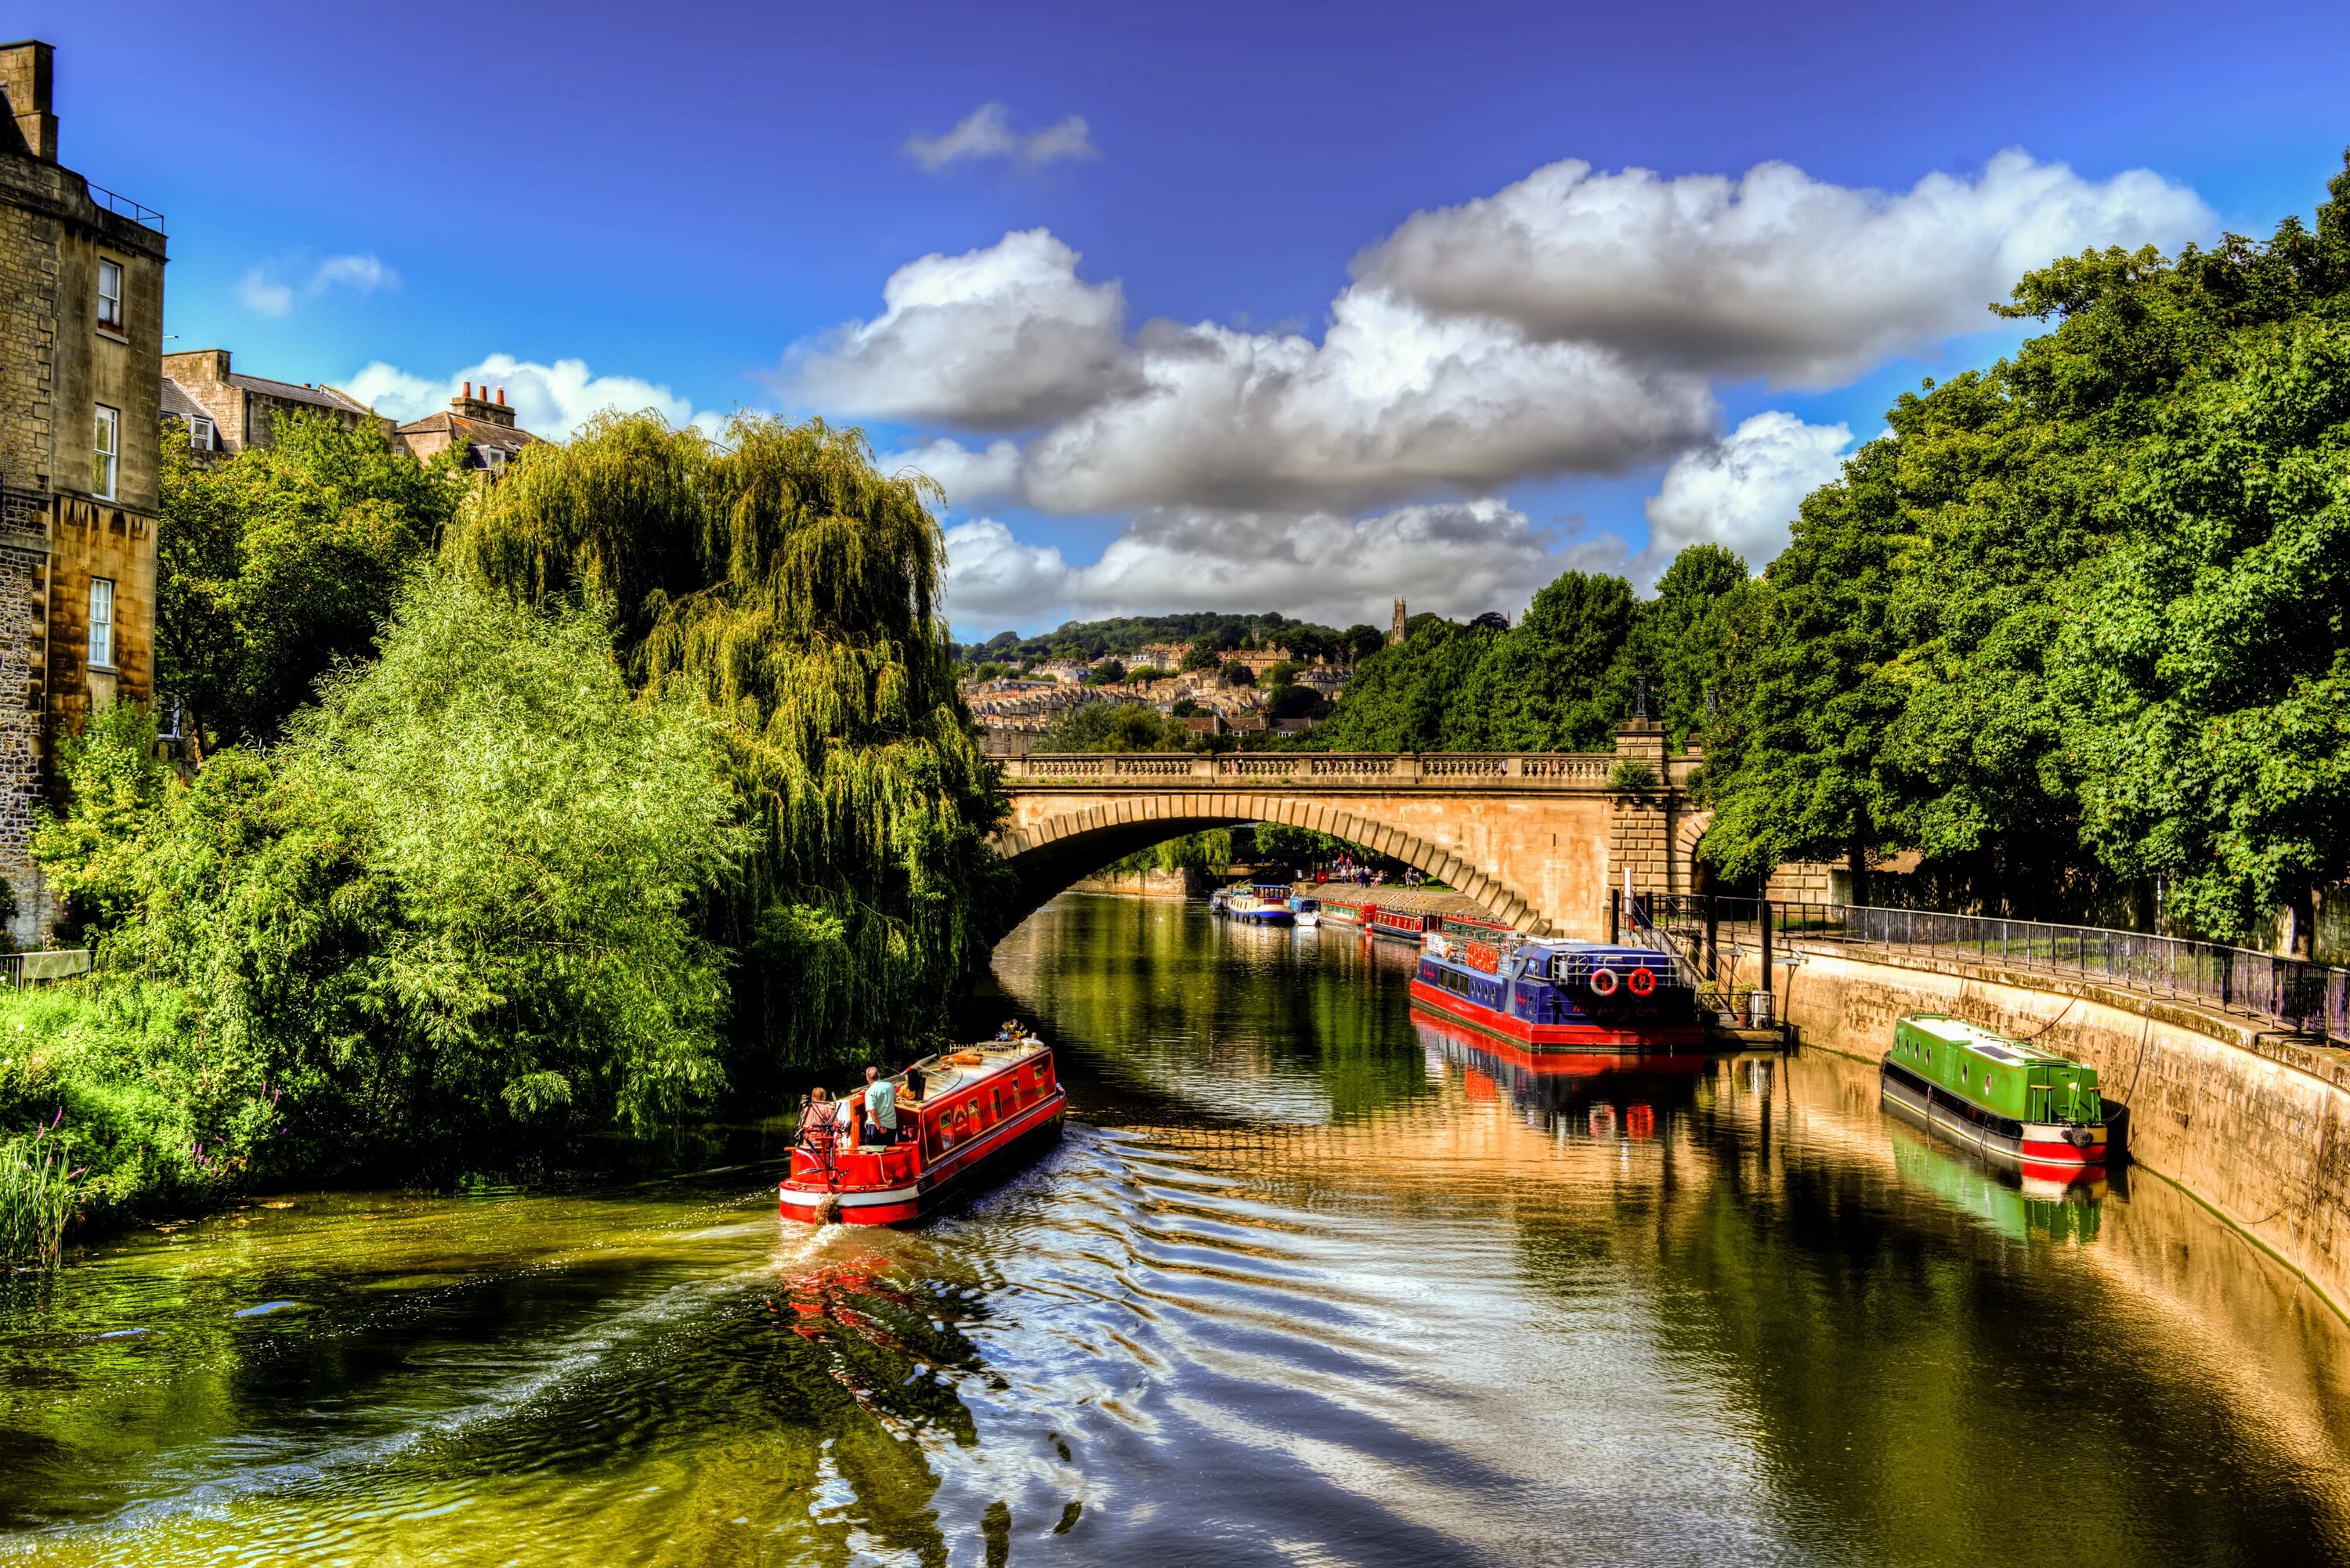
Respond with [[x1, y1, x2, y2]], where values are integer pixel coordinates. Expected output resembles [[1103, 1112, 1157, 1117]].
[[997, 895, 1439, 1125], [1497, 1051, 2350, 1568]]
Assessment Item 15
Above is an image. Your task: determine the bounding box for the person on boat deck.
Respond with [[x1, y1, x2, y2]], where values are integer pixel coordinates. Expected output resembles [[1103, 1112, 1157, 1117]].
[[798, 1086, 836, 1147], [833, 1085, 862, 1147], [862, 1065, 904, 1147]]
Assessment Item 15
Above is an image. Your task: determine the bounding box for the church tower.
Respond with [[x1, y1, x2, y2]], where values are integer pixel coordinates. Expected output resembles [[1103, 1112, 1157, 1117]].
[[1388, 598, 1407, 645]]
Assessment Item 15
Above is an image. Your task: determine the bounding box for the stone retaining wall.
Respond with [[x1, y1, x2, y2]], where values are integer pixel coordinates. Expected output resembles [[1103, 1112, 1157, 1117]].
[[1066, 865, 1204, 898], [1776, 945, 2350, 1321]]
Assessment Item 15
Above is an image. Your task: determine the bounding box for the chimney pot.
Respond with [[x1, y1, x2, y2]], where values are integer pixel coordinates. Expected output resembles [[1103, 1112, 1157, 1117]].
[[496, 387, 506, 406], [462, 381, 472, 399]]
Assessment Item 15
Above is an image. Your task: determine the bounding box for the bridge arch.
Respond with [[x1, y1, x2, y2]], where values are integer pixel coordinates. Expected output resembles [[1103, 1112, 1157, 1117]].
[[998, 793, 1553, 934]]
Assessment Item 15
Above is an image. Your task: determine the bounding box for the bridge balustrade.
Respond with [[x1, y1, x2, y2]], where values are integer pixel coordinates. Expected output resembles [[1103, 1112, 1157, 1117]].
[[996, 752, 1636, 786]]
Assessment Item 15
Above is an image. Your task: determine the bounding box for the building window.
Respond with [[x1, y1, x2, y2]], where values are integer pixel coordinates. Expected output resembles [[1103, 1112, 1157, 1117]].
[[97, 258, 124, 331], [93, 406, 119, 500], [89, 578, 114, 670], [188, 414, 215, 451]]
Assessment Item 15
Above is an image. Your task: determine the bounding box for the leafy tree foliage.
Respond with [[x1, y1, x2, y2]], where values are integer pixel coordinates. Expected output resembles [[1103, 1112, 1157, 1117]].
[[1037, 701, 1188, 752], [157, 411, 469, 749], [1702, 152, 2350, 936], [450, 412, 1007, 1068], [40, 576, 743, 1165]]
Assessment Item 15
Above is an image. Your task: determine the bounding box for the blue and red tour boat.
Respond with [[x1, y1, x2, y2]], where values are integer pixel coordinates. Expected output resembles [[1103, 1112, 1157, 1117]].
[[779, 1034, 1066, 1225], [1409, 929, 1703, 1052]]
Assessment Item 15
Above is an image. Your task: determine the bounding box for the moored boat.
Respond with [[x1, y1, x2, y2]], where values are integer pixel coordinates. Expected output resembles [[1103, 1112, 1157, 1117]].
[[779, 1035, 1066, 1225], [1879, 1013, 2108, 1169], [1408, 928, 1703, 1050], [1227, 884, 1296, 925], [1293, 898, 1321, 928]]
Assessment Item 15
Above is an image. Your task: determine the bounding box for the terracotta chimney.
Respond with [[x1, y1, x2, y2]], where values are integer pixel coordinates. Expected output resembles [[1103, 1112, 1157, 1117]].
[[496, 387, 505, 406]]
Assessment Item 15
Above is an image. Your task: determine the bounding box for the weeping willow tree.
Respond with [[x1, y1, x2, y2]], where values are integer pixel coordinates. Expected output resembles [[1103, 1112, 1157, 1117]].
[[447, 411, 1007, 1076]]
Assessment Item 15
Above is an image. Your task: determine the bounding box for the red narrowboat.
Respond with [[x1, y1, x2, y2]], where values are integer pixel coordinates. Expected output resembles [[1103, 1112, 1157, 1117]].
[[780, 1036, 1066, 1226]]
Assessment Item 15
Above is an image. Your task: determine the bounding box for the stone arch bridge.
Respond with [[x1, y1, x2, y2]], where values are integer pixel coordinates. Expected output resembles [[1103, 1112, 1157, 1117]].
[[995, 724, 1705, 938]]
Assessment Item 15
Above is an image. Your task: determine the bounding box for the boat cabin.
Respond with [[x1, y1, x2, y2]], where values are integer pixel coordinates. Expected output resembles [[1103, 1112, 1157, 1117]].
[[1892, 1015, 2102, 1126]]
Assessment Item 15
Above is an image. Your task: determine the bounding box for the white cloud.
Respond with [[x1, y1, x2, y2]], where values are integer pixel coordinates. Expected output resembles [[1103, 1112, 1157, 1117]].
[[1640, 411, 1853, 575], [342, 354, 726, 440], [240, 252, 400, 317], [785, 230, 1130, 429], [906, 103, 1100, 172], [1354, 150, 2214, 388], [239, 269, 294, 317], [1020, 286, 1714, 512], [944, 499, 1607, 629], [877, 437, 1025, 508], [790, 229, 1714, 510]]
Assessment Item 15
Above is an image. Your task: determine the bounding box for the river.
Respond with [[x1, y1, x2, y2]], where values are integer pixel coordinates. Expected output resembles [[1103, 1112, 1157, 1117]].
[[4, 892, 2350, 1566]]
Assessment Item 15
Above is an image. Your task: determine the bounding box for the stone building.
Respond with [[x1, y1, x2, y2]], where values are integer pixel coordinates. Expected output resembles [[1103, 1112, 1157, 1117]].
[[0, 40, 165, 939], [394, 381, 540, 474], [160, 347, 382, 455]]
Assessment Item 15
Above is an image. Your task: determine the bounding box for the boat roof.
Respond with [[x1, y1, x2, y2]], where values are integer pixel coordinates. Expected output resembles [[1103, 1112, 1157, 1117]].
[[895, 1035, 1048, 1100], [1900, 1013, 2071, 1066]]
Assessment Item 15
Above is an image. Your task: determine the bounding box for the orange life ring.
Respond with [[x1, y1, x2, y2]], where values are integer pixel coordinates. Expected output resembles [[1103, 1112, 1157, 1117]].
[[1627, 966, 1657, 996], [1588, 967, 1620, 997]]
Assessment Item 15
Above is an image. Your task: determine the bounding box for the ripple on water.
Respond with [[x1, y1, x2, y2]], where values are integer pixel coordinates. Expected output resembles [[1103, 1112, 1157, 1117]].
[[5, 894, 2350, 1566]]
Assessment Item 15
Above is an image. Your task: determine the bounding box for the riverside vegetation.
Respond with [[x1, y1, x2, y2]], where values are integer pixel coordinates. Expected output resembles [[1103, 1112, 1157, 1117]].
[[2, 412, 1002, 1261], [1289, 154, 2350, 939]]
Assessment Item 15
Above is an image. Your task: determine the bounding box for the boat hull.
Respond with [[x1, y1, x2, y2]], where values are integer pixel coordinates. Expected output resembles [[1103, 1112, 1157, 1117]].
[[780, 1091, 1065, 1224], [1880, 1059, 2105, 1168], [1409, 976, 1705, 1052]]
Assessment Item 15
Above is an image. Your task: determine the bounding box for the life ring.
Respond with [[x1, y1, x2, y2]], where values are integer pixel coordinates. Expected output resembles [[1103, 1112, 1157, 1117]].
[[1588, 967, 1620, 997], [1626, 966, 1657, 997]]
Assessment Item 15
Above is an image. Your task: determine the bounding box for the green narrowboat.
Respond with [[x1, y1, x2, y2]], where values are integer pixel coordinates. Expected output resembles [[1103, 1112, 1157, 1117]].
[[1880, 1014, 2109, 1170]]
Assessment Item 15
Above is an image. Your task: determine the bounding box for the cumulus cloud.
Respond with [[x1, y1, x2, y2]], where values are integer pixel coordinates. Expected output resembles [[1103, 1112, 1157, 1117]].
[[877, 436, 1025, 508], [1354, 150, 2214, 388], [944, 499, 1608, 628], [342, 354, 726, 440], [785, 230, 1130, 429], [790, 229, 1713, 510], [1640, 411, 1853, 575], [240, 252, 400, 318], [907, 103, 1099, 172], [1020, 287, 1713, 512]]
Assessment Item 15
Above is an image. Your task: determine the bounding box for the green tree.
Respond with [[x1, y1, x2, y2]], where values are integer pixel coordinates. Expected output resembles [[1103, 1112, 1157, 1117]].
[[1448, 571, 1636, 750], [1039, 701, 1184, 752], [67, 575, 745, 1154], [1090, 657, 1128, 685], [448, 411, 1006, 1073], [157, 411, 468, 749], [1308, 615, 1499, 750]]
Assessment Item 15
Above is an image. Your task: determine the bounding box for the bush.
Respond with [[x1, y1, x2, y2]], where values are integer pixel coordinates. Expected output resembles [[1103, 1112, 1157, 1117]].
[[1607, 759, 1658, 792]]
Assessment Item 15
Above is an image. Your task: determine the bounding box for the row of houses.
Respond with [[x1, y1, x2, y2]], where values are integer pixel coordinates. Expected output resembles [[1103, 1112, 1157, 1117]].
[[0, 42, 541, 938]]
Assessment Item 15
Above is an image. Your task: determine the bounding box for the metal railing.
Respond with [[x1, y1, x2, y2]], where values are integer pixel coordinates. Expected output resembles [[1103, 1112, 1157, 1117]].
[[0, 949, 91, 988], [1638, 894, 2350, 1046], [87, 181, 165, 233]]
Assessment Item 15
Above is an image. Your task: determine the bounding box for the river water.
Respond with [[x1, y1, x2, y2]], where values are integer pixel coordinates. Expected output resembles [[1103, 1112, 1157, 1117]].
[[5, 892, 2350, 1566]]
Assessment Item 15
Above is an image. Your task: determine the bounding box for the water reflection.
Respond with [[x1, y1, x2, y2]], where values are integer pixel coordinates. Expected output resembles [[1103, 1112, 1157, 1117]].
[[0, 892, 2345, 1566]]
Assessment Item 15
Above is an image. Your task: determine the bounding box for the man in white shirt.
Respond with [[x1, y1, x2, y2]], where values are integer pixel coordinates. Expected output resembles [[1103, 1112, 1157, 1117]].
[[862, 1066, 900, 1147]]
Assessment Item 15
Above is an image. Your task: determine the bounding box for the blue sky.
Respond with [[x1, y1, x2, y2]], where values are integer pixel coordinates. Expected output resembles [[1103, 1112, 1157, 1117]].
[[27, 1, 2350, 638]]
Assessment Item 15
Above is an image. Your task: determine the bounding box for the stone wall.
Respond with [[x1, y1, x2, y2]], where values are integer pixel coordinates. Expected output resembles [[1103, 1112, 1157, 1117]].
[[1776, 945, 2350, 1320], [1067, 865, 1206, 898]]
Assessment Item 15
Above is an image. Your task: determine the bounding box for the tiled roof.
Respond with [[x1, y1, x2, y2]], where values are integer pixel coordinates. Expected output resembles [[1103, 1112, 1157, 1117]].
[[160, 378, 209, 423], [393, 411, 542, 450], [223, 372, 374, 417]]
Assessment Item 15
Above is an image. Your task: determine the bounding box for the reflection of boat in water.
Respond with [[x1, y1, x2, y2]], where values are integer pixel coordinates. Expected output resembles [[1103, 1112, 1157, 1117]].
[[779, 1037, 1065, 1225], [1882, 1093, 2105, 1241], [1227, 884, 1296, 925], [1412, 1006, 1706, 1126], [1410, 929, 1703, 1050], [1880, 1014, 2109, 1177]]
